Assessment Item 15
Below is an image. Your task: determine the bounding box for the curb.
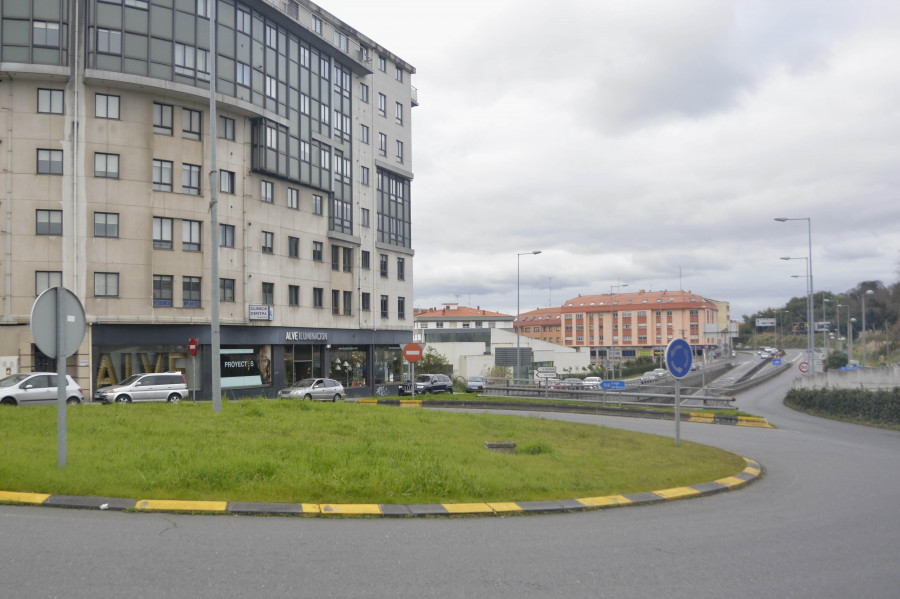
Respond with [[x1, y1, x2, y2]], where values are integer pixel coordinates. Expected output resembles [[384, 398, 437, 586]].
[[0, 457, 762, 518], [360, 398, 774, 428]]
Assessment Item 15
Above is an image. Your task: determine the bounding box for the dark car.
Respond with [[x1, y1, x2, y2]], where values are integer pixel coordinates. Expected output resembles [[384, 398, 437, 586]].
[[399, 374, 454, 395]]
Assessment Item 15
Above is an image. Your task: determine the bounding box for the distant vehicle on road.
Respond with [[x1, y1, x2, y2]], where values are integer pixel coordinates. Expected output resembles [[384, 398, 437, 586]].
[[276, 378, 345, 401], [94, 372, 187, 403], [465, 376, 487, 393], [562, 378, 583, 389], [399, 374, 453, 395], [583, 376, 602, 389]]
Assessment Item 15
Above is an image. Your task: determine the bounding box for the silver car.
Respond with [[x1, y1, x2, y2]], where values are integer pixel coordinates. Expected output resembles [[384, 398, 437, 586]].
[[93, 372, 187, 403], [0, 373, 84, 406], [277, 378, 345, 401]]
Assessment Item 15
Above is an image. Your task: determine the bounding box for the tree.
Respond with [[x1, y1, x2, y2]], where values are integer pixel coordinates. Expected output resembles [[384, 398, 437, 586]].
[[417, 346, 453, 376], [825, 351, 848, 371]]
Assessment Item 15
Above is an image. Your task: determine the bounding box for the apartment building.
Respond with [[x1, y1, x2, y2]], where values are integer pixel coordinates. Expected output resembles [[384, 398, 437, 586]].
[[516, 290, 723, 363], [412, 303, 513, 342], [0, 0, 416, 397]]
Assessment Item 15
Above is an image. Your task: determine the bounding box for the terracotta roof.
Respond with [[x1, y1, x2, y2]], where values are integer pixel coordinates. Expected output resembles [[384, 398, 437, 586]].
[[561, 289, 716, 311]]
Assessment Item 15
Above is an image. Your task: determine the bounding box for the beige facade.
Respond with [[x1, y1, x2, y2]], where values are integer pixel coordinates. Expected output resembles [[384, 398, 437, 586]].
[[0, 0, 416, 397]]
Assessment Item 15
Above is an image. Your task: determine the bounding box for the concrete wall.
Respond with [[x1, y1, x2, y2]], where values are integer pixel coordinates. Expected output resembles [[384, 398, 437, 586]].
[[792, 364, 900, 391]]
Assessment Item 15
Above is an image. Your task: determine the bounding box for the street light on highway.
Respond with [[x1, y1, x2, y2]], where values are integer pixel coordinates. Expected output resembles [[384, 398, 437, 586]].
[[516, 250, 541, 382], [776, 217, 815, 374]]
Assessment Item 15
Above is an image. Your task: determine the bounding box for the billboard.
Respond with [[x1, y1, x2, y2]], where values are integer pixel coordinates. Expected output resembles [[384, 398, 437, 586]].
[[756, 318, 776, 328]]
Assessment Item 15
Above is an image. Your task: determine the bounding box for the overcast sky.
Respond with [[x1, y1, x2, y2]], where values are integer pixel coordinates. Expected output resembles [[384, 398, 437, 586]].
[[318, 0, 900, 320]]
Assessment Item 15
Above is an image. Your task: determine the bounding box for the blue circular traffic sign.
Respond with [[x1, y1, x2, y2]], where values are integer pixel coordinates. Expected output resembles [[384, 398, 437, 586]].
[[665, 338, 693, 379]]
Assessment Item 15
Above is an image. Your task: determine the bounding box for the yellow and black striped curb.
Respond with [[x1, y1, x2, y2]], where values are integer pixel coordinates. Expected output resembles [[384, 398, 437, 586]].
[[0, 457, 761, 518], [357, 398, 773, 428]]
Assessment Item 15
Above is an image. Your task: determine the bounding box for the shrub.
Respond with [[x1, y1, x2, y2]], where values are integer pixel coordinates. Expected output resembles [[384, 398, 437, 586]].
[[784, 388, 900, 425]]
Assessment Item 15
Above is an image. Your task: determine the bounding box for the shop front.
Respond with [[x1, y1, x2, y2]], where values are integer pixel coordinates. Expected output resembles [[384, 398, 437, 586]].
[[90, 324, 410, 401]]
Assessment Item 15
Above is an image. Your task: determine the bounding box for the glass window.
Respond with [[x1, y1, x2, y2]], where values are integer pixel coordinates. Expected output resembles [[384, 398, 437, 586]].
[[261, 180, 273, 203], [94, 272, 119, 298], [377, 93, 386, 116], [360, 82, 369, 103], [380, 295, 389, 318], [313, 194, 323, 215], [37, 89, 63, 114], [182, 164, 201, 195], [37, 149, 63, 174], [152, 274, 174, 305], [175, 43, 195, 76], [220, 170, 235, 194], [395, 102, 403, 124], [236, 8, 251, 34], [396, 140, 404, 163], [219, 224, 235, 248], [152, 159, 173, 191], [288, 285, 300, 306], [237, 62, 251, 87], [266, 75, 277, 99], [312, 16, 322, 35], [378, 133, 386, 156], [380, 254, 388, 278], [261, 231, 274, 254], [288, 236, 299, 258], [97, 28, 122, 54], [361, 250, 370, 269], [94, 153, 119, 178], [398, 296, 406, 319], [94, 212, 119, 238], [262, 282, 274, 305], [183, 220, 201, 251], [343, 291, 352, 316], [183, 108, 202, 140], [313, 287, 323, 308], [331, 245, 340, 271], [331, 289, 340, 315], [360, 124, 369, 144], [265, 24, 277, 49], [378, 55, 386, 72], [36, 210, 62, 235], [152, 216, 173, 249], [395, 65, 403, 82], [343, 247, 353, 273], [95, 94, 120, 119], [361, 166, 370, 186], [219, 278, 235, 302], [35, 271, 62, 295], [219, 115, 235, 140], [397, 257, 405, 281], [33, 22, 60, 47], [312, 241, 322, 261], [153, 103, 173, 135], [361, 292, 370, 311], [288, 187, 298, 209], [361, 208, 370, 227]]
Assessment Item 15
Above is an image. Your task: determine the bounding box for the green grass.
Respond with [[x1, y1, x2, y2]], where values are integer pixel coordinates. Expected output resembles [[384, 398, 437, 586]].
[[0, 400, 746, 505]]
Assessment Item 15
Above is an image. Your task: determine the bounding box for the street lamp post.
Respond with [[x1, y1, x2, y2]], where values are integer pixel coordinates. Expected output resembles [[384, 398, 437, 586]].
[[862, 289, 874, 366], [783, 254, 811, 372], [836, 304, 845, 355], [849, 317, 856, 362], [822, 298, 831, 353], [776, 217, 814, 374], [516, 250, 541, 383]]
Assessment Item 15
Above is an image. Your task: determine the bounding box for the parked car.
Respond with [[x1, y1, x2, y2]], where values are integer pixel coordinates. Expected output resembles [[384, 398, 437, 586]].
[[640, 371, 659, 383], [583, 376, 602, 389], [562, 378, 584, 389], [276, 378, 345, 401], [399, 374, 454, 395], [94, 372, 187, 403], [465, 376, 487, 393], [0, 372, 83, 406]]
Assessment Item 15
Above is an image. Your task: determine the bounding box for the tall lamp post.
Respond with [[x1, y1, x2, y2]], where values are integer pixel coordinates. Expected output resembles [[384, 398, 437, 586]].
[[836, 304, 845, 354], [776, 217, 814, 374], [862, 289, 874, 366], [783, 255, 811, 371], [516, 250, 541, 382], [822, 297, 831, 353], [849, 317, 856, 362]]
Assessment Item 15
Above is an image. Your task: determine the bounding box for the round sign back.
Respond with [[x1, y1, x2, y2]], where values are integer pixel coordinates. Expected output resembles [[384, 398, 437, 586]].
[[30, 287, 86, 359]]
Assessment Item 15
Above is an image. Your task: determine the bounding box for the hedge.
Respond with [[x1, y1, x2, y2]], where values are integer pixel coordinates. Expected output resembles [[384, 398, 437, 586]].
[[784, 388, 900, 425]]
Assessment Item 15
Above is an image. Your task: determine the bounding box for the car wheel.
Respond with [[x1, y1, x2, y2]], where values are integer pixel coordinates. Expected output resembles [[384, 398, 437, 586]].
[[1, 397, 17, 406], [333, 394, 340, 402], [66, 397, 81, 405], [115, 395, 130, 403], [167, 393, 180, 403], [304, 394, 313, 400], [448, 387, 453, 394]]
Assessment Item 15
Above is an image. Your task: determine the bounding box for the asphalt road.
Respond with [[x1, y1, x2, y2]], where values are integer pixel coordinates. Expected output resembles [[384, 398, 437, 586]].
[[2, 362, 899, 598]]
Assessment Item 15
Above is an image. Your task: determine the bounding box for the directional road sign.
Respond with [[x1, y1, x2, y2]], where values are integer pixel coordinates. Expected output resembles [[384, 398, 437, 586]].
[[665, 338, 693, 379], [600, 380, 626, 390]]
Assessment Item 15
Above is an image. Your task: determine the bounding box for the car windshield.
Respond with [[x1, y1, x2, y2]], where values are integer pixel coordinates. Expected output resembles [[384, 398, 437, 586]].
[[415, 375, 433, 383], [0, 373, 31, 387], [469, 376, 486, 382], [293, 378, 318, 388], [115, 374, 144, 386]]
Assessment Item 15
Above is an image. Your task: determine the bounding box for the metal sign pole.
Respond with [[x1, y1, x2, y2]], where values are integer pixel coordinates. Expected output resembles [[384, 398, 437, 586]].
[[55, 288, 67, 468], [674, 379, 681, 447]]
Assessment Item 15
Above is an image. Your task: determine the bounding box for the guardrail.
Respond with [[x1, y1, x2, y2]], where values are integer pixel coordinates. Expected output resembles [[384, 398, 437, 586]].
[[481, 383, 735, 410]]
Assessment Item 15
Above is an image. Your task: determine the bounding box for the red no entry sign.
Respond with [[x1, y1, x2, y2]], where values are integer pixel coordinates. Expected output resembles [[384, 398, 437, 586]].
[[403, 343, 423, 363], [188, 337, 199, 356]]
